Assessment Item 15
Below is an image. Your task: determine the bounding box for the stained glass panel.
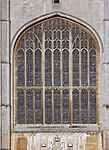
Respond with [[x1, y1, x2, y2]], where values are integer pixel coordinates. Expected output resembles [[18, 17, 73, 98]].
[[72, 49, 79, 86], [89, 49, 96, 86], [81, 49, 88, 86], [26, 90, 33, 124], [45, 90, 52, 124], [17, 89, 25, 124], [81, 90, 88, 124], [62, 90, 69, 124], [17, 49, 25, 86], [62, 49, 69, 86], [54, 49, 61, 86], [73, 90, 79, 124], [90, 89, 96, 124], [16, 17, 98, 125], [35, 90, 42, 124], [35, 49, 42, 86], [54, 90, 61, 124], [45, 49, 52, 86], [26, 49, 33, 86]]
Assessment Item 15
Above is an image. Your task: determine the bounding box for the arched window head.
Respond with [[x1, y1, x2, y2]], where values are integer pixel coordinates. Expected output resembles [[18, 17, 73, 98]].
[[14, 16, 99, 126]]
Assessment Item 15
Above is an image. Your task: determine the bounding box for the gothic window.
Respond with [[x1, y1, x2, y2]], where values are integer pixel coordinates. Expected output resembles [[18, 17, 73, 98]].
[[14, 16, 99, 125]]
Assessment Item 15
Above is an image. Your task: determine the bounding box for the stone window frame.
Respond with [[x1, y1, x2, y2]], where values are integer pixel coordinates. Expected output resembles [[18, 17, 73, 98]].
[[13, 13, 100, 129]]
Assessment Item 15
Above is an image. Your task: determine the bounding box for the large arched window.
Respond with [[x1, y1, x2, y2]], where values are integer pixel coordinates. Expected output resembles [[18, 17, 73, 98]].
[[14, 16, 99, 125]]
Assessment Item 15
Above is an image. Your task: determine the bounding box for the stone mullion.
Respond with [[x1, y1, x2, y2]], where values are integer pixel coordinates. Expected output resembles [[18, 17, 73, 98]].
[[79, 29, 82, 124], [24, 34, 27, 124], [42, 24, 45, 125], [88, 40, 90, 124], [52, 27, 54, 124], [60, 22, 62, 124], [69, 25, 72, 125], [32, 28, 35, 124]]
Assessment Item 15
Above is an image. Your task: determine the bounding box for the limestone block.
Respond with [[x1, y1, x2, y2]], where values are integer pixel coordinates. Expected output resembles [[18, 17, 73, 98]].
[[0, 0, 1, 20], [104, 0, 109, 19], [1, 63, 10, 104], [1, 0, 9, 20], [10, 0, 104, 44], [0, 63, 1, 150], [1, 106, 10, 149], [104, 21, 109, 62], [0, 21, 1, 62], [1, 21, 10, 63]]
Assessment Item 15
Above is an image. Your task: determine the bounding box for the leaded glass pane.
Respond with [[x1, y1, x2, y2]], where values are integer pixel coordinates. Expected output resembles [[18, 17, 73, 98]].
[[72, 49, 79, 86], [72, 26, 79, 49], [62, 90, 69, 124], [30, 40, 33, 49], [20, 36, 24, 49], [45, 90, 52, 124], [15, 17, 98, 126], [26, 90, 33, 124], [81, 90, 88, 124], [35, 49, 42, 86], [54, 89, 61, 124], [81, 49, 88, 86], [17, 49, 25, 86], [26, 40, 29, 49], [17, 89, 25, 124], [73, 90, 79, 124], [89, 49, 96, 86], [35, 90, 42, 124], [26, 49, 33, 86], [62, 49, 69, 86], [90, 89, 96, 124], [45, 49, 52, 86], [54, 49, 61, 86]]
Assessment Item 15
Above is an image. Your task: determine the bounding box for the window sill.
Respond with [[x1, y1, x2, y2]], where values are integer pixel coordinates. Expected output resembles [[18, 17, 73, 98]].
[[12, 124, 100, 133]]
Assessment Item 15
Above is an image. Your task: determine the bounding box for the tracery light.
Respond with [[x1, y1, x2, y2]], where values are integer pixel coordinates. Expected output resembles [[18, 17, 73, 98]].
[[15, 16, 99, 126]]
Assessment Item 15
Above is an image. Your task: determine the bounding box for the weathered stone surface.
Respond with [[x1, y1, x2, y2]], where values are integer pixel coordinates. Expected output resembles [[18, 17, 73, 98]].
[[1, 21, 10, 63]]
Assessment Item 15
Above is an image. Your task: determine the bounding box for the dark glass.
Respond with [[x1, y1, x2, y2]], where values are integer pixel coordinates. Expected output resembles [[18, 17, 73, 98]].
[[62, 20, 65, 30], [45, 90, 52, 124], [90, 89, 96, 124], [20, 36, 24, 49], [35, 90, 42, 124], [17, 49, 25, 86], [54, 40, 56, 49], [35, 49, 42, 86], [54, 90, 61, 124], [30, 40, 33, 49], [26, 49, 33, 86], [73, 90, 79, 124], [81, 90, 88, 124], [17, 89, 25, 124], [45, 49, 52, 86], [62, 89, 69, 124], [62, 30, 66, 40], [81, 49, 88, 86], [66, 31, 69, 40], [49, 30, 52, 40], [26, 40, 29, 49], [72, 49, 79, 86], [54, 49, 61, 86], [30, 31, 33, 40], [54, 30, 56, 40], [89, 49, 96, 86], [53, 19, 56, 30], [26, 90, 33, 124], [62, 49, 69, 86], [34, 37, 39, 49]]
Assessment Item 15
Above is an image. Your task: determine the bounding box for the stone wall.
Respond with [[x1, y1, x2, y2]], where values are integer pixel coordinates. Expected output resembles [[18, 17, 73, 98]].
[[1, 0, 109, 149], [11, 132, 103, 150]]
